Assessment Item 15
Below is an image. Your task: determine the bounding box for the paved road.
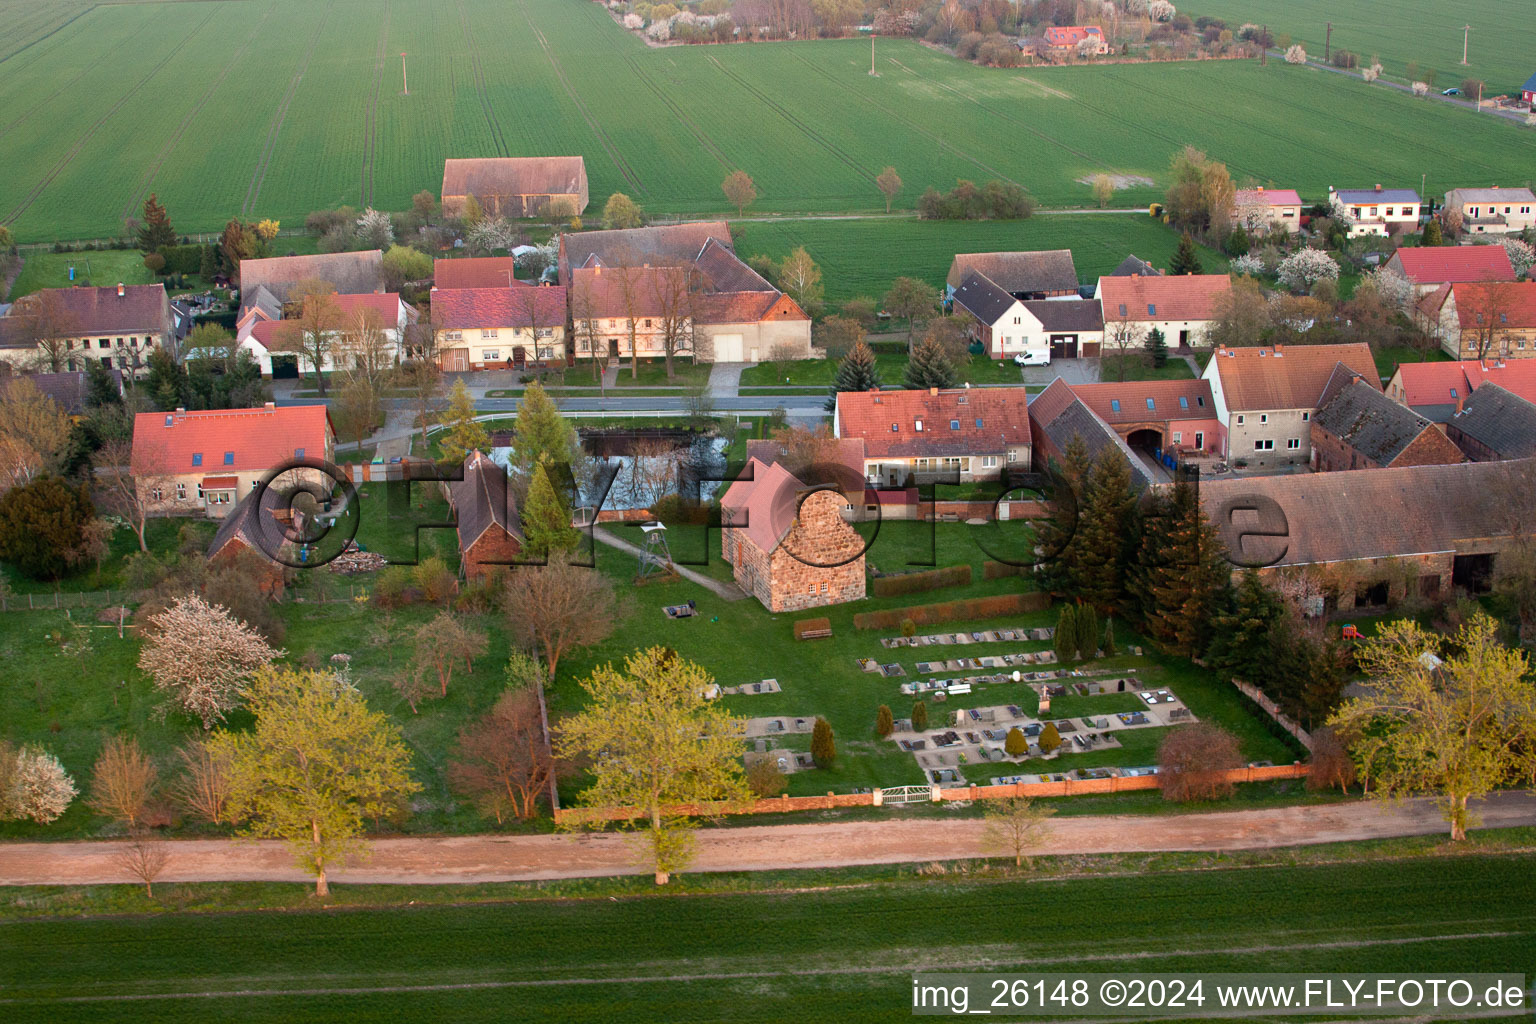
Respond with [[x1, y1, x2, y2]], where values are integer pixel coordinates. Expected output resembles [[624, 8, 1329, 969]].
[[1, 793, 1529, 886]]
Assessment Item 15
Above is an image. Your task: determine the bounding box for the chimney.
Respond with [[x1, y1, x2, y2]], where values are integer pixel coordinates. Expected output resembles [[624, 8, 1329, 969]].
[[1256, 186, 1264, 193], [264, 401, 276, 411], [1454, 395, 1465, 415], [116, 283, 125, 297], [1374, 183, 1383, 192], [175, 407, 186, 415], [929, 387, 939, 396]]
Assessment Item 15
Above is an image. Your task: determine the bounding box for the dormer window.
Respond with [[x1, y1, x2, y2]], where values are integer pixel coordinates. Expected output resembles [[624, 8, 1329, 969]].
[[192, 453, 202, 466], [1179, 396, 1189, 410], [1146, 398, 1156, 410], [1147, 304, 1156, 316]]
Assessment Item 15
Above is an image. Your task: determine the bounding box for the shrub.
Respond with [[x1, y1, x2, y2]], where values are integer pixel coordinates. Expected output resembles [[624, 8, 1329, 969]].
[[1054, 606, 1078, 663], [1004, 727, 1028, 756], [900, 618, 917, 638], [746, 759, 787, 797], [3, 745, 77, 823], [142, 252, 166, 273], [1038, 722, 1061, 755], [871, 564, 972, 597], [413, 556, 457, 604], [853, 592, 1048, 630], [371, 565, 414, 608], [810, 717, 836, 769], [793, 617, 832, 640], [1329, 49, 1356, 69], [911, 701, 929, 731], [875, 704, 894, 737], [983, 561, 1023, 580], [1158, 723, 1243, 802]]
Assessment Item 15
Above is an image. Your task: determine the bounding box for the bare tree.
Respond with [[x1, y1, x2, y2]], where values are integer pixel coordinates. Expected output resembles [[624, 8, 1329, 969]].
[[9, 290, 78, 373], [1158, 723, 1243, 802], [333, 305, 394, 389], [392, 663, 439, 715], [171, 738, 231, 825], [272, 278, 342, 395], [88, 735, 158, 829], [615, 264, 644, 382], [115, 837, 170, 898], [625, 437, 682, 508], [876, 166, 903, 213], [448, 688, 553, 822], [649, 265, 696, 380], [411, 611, 489, 697], [722, 170, 757, 217], [1306, 725, 1357, 793], [504, 559, 618, 681], [570, 273, 607, 394], [1103, 321, 1142, 381], [1458, 280, 1520, 360], [94, 438, 172, 552], [979, 797, 1057, 868]]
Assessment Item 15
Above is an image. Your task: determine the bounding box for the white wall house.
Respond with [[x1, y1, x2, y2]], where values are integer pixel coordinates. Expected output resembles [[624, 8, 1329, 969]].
[[1443, 187, 1536, 236], [231, 293, 414, 377], [1329, 185, 1422, 238], [949, 273, 1049, 363]]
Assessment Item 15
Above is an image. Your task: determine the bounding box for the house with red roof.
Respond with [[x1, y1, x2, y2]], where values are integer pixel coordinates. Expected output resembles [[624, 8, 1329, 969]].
[[131, 403, 334, 519], [1432, 281, 1536, 360], [432, 285, 568, 370], [1234, 188, 1304, 234], [832, 387, 1032, 488], [1039, 25, 1108, 59], [1063, 379, 1223, 457], [719, 457, 866, 612], [441, 157, 588, 220], [1094, 274, 1231, 349], [433, 257, 533, 291], [1384, 245, 1515, 295], [230, 292, 417, 378], [1385, 358, 1536, 422]]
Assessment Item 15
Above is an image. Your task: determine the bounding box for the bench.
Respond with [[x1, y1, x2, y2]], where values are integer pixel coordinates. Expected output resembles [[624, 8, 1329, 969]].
[[794, 617, 833, 641]]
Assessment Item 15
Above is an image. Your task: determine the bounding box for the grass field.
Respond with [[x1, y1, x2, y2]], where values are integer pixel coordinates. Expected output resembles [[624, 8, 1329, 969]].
[[1189, 0, 1532, 94], [1, 850, 1531, 1022], [1, 0, 1534, 241], [6, 251, 156, 300]]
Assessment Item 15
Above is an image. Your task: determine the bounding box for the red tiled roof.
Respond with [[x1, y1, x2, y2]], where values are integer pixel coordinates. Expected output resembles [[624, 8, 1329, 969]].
[[568, 266, 685, 319], [720, 458, 805, 554], [442, 157, 587, 199], [694, 291, 804, 325], [1208, 343, 1378, 411], [432, 286, 567, 330], [1451, 280, 1536, 329], [332, 292, 409, 323], [1067, 380, 1216, 424], [7, 284, 169, 337], [1043, 25, 1103, 45], [1389, 246, 1515, 285], [835, 387, 1031, 459], [1235, 188, 1303, 206], [433, 257, 532, 290], [1099, 274, 1231, 322], [1391, 358, 1536, 409], [132, 405, 332, 475], [201, 476, 238, 490]]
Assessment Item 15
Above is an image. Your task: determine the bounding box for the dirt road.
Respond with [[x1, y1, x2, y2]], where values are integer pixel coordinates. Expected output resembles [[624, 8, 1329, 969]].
[[2, 793, 1532, 887]]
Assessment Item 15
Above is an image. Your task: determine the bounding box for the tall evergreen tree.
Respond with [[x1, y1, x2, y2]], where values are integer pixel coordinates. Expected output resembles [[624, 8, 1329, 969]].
[[1205, 570, 1286, 684], [521, 461, 580, 560], [1053, 605, 1078, 663], [1074, 603, 1100, 661], [1034, 437, 1092, 598], [137, 194, 176, 252], [437, 378, 490, 467], [825, 339, 881, 412], [1169, 232, 1203, 275], [145, 347, 188, 411], [1147, 327, 1168, 367], [512, 380, 577, 474], [1073, 447, 1138, 614], [902, 335, 957, 390], [1130, 481, 1231, 657]]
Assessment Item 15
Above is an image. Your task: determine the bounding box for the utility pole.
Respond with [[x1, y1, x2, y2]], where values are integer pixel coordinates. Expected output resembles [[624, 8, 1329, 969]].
[[1461, 25, 1470, 65], [401, 52, 409, 95], [869, 34, 876, 76], [1324, 22, 1331, 63], [1260, 24, 1267, 65]]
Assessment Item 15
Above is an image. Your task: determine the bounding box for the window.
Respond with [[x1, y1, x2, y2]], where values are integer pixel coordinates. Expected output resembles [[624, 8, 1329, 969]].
[[175, 483, 186, 500], [1197, 396, 1205, 407], [445, 331, 463, 342], [1302, 411, 1309, 421], [643, 319, 652, 328], [1287, 438, 1300, 450], [914, 418, 923, 431], [537, 328, 553, 339], [819, 582, 828, 595], [115, 337, 124, 347], [1110, 399, 1120, 412], [538, 347, 554, 359], [890, 423, 898, 432], [981, 456, 997, 468], [223, 452, 234, 466], [150, 487, 163, 501], [807, 583, 815, 595], [974, 418, 983, 428], [98, 339, 109, 349], [950, 419, 959, 430], [1172, 431, 1182, 444], [1007, 450, 1017, 463], [294, 448, 305, 459], [1236, 415, 1245, 425], [1146, 398, 1155, 411], [192, 453, 203, 467], [483, 350, 500, 361], [1259, 414, 1268, 424], [196, 485, 204, 500], [1254, 439, 1274, 451], [483, 329, 498, 338], [1179, 396, 1188, 410], [1013, 317, 1021, 325], [1147, 303, 1156, 316], [1118, 303, 1127, 316]]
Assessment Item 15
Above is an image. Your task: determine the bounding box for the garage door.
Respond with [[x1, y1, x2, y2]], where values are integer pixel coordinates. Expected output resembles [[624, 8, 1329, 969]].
[[713, 334, 743, 362]]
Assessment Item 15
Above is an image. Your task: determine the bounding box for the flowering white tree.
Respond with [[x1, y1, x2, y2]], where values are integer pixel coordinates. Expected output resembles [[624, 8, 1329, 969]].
[[1284, 44, 1307, 64], [355, 208, 395, 249], [1412, 81, 1429, 96], [139, 596, 284, 729], [466, 217, 519, 256], [1361, 62, 1382, 83], [1125, 0, 1148, 14], [3, 745, 77, 823], [623, 12, 642, 29], [1234, 191, 1273, 234], [1277, 249, 1341, 293], [1498, 237, 1536, 277], [646, 19, 671, 41], [1231, 254, 1265, 276], [1328, 196, 1354, 227], [1364, 266, 1417, 315], [1147, 0, 1175, 21]]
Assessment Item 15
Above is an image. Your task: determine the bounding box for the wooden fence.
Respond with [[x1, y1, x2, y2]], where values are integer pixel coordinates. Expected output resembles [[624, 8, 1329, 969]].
[[551, 762, 1311, 825]]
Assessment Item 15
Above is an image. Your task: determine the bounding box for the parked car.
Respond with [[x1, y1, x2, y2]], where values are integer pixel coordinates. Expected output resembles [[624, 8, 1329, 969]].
[[1012, 351, 1049, 366], [1442, 87, 1460, 96]]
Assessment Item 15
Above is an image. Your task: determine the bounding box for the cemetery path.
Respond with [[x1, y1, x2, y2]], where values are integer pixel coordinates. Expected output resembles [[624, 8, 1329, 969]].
[[1, 793, 1532, 886]]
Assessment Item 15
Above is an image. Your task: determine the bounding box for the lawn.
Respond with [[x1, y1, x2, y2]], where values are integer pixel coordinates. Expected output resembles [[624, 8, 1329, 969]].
[[1373, 344, 1451, 381], [742, 352, 1025, 387], [1099, 352, 1198, 382], [2, 0, 1533, 241], [0, 517, 216, 596], [2, 851, 1532, 1022], [7, 250, 156, 300]]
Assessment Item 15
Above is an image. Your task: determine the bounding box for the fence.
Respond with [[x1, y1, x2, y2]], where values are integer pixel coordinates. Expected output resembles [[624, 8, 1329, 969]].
[[550, 763, 1311, 825], [0, 586, 373, 613], [1231, 679, 1315, 751]]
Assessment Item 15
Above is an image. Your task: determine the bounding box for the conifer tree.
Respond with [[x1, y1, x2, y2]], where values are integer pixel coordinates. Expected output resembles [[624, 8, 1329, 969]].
[[1101, 618, 1116, 657], [1147, 327, 1168, 367], [137, 194, 176, 252], [521, 460, 580, 559], [1421, 219, 1443, 246], [826, 339, 882, 411], [512, 380, 577, 473], [902, 335, 957, 390], [1074, 447, 1138, 614], [437, 378, 490, 466], [1130, 481, 1231, 657], [1054, 605, 1078, 663], [911, 701, 929, 731], [1075, 603, 1100, 661], [875, 704, 894, 737], [1035, 437, 1092, 598], [810, 717, 836, 769], [1170, 232, 1203, 275], [1205, 570, 1286, 684], [1038, 722, 1061, 755]]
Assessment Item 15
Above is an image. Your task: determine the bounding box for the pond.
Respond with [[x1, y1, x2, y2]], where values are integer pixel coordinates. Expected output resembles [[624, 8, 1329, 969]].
[[488, 429, 729, 511]]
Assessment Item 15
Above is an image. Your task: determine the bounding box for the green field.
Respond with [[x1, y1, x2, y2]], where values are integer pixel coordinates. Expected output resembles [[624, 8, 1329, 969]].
[[1, 0, 1534, 241], [1191, 0, 1533, 94], [2, 850, 1532, 1022]]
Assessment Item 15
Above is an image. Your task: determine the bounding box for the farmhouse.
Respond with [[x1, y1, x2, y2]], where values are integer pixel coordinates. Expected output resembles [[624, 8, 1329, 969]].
[[433, 256, 532, 290], [1201, 342, 1377, 469], [950, 274, 1041, 364], [1027, 378, 1153, 489], [945, 250, 1079, 301], [1432, 281, 1536, 360], [446, 450, 522, 578], [131, 403, 335, 519], [1095, 273, 1230, 349], [1328, 185, 1422, 237], [1199, 459, 1536, 609], [432, 285, 568, 370], [557, 221, 730, 285], [1310, 371, 1463, 472], [720, 457, 866, 613], [834, 387, 1032, 487], [234, 292, 416, 378], [1039, 25, 1108, 59], [441, 156, 589, 220], [1065, 379, 1223, 458], [1524, 72, 1536, 104], [1386, 358, 1536, 422], [1445, 383, 1536, 462], [0, 283, 173, 377], [1443, 187, 1536, 235], [1233, 188, 1304, 233], [1384, 245, 1515, 294], [237, 251, 384, 310]]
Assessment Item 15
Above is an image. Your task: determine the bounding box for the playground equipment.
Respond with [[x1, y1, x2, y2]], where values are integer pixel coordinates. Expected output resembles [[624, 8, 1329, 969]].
[[1341, 624, 1362, 640], [637, 521, 676, 581]]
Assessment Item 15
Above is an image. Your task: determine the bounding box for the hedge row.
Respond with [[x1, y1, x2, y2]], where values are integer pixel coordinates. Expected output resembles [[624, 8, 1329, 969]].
[[870, 563, 972, 598], [853, 591, 1048, 631], [983, 561, 1024, 580], [793, 617, 833, 640]]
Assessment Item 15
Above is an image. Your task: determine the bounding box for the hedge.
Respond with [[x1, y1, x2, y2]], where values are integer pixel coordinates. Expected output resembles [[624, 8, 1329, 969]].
[[870, 563, 971, 598], [983, 560, 1023, 580], [854, 591, 1048, 630], [157, 244, 208, 276], [793, 617, 832, 640]]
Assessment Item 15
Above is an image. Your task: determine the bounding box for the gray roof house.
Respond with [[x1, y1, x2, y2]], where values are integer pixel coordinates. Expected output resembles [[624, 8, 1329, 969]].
[[1446, 382, 1536, 461], [945, 250, 1079, 299], [237, 250, 385, 307]]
